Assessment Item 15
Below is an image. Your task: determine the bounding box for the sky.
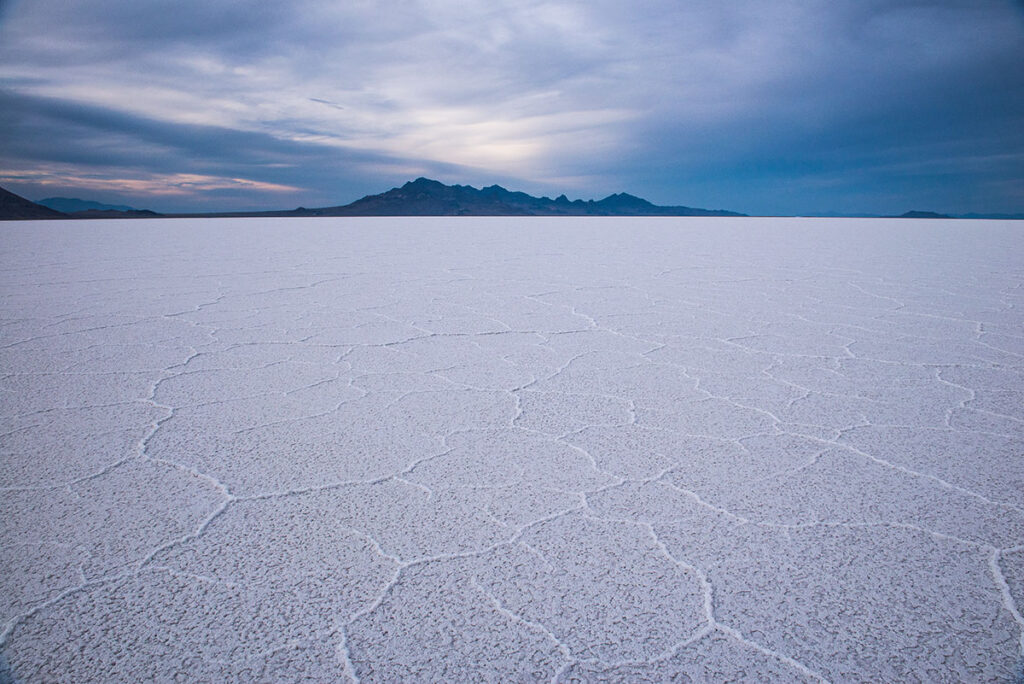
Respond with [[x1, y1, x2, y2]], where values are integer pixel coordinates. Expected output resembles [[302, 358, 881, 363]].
[[0, 0, 1022, 215]]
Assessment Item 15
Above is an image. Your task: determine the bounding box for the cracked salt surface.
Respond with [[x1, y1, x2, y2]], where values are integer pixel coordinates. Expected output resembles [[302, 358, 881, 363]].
[[1, 217, 1022, 682]]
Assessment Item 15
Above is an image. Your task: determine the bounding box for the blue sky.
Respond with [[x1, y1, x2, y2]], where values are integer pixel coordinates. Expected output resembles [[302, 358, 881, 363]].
[[1, 0, 1022, 215]]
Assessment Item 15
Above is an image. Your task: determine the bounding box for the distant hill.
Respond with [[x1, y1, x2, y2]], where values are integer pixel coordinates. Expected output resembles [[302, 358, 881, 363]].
[[890, 210, 952, 219], [37, 196, 162, 218], [957, 212, 1024, 220], [893, 210, 1024, 219], [0, 186, 66, 220], [38, 197, 137, 213], [295, 178, 746, 217]]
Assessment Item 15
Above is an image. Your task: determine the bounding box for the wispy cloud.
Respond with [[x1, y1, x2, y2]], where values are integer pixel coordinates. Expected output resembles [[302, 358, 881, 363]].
[[0, 0, 1021, 213], [0, 166, 302, 196]]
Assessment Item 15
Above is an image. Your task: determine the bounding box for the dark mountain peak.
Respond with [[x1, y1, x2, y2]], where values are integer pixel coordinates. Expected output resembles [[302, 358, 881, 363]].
[[402, 177, 446, 192], [597, 192, 654, 209]]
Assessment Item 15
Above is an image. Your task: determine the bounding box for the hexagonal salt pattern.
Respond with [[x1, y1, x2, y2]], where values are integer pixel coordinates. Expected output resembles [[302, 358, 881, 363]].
[[2, 217, 1022, 681]]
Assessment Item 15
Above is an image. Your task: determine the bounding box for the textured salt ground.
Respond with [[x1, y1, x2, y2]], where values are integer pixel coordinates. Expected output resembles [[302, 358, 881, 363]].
[[1, 216, 1022, 682]]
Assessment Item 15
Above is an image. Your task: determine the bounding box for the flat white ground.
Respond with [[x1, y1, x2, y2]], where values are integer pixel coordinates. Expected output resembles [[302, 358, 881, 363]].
[[1, 217, 1022, 682]]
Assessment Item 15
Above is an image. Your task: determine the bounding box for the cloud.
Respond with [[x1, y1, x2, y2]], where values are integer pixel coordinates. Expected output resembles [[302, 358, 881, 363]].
[[309, 98, 345, 111], [0, 167, 302, 196], [0, 0, 1021, 213]]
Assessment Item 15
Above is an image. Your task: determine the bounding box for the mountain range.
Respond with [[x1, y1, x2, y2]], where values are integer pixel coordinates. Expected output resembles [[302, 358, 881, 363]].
[[37, 197, 138, 213], [287, 177, 746, 217], [2, 179, 1020, 220], [0, 187, 161, 219]]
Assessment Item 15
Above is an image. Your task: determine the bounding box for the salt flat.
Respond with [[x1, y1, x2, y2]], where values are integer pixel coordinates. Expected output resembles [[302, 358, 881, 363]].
[[1, 217, 1022, 682]]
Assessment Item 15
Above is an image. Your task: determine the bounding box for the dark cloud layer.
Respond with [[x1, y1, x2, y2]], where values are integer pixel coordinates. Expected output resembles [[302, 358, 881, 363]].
[[0, 0, 1021, 213]]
